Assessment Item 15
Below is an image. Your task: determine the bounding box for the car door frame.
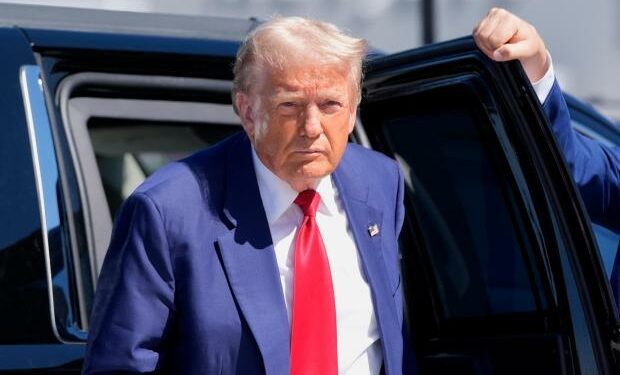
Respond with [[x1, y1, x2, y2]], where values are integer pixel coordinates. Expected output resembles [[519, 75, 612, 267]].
[[357, 36, 620, 374]]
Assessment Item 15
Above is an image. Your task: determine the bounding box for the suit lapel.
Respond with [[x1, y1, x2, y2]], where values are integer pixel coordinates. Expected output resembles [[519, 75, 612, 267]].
[[217, 135, 290, 375], [332, 149, 401, 375]]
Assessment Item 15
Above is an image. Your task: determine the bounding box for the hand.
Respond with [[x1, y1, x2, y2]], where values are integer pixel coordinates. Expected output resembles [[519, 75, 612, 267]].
[[473, 8, 549, 82]]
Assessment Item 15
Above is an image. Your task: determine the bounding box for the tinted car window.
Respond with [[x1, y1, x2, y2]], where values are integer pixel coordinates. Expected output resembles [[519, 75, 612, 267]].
[[378, 85, 547, 320]]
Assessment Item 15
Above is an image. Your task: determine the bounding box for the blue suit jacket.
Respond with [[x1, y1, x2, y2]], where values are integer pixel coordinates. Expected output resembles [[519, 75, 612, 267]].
[[544, 80, 620, 306], [82, 133, 413, 374]]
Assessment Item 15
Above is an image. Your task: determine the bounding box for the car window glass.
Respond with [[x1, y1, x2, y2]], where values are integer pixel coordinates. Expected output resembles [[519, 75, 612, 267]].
[[379, 86, 546, 319], [88, 118, 240, 219]]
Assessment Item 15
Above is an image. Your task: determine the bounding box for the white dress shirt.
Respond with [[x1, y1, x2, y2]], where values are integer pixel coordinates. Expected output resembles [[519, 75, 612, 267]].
[[532, 52, 556, 104], [252, 149, 383, 375]]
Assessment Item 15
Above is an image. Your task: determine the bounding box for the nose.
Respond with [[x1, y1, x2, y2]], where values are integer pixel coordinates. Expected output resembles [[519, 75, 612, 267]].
[[301, 104, 323, 138]]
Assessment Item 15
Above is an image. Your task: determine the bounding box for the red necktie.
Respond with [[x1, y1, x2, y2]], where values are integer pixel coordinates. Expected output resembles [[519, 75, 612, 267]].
[[290, 189, 338, 375]]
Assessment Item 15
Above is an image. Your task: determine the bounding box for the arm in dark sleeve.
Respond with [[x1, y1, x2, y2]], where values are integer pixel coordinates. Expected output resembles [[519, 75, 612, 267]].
[[544, 80, 620, 232], [82, 192, 175, 374]]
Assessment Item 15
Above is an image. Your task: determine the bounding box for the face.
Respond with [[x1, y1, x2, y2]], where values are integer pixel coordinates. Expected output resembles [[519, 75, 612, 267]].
[[236, 62, 358, 191]]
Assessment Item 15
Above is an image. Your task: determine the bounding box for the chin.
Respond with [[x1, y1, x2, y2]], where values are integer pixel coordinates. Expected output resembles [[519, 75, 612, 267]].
[[296, 163, 334, 179]]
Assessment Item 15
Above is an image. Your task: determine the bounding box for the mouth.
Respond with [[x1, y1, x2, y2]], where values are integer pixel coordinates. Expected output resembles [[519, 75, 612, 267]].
[[293, 150, 326, 158], [294, 147, 326, 154]]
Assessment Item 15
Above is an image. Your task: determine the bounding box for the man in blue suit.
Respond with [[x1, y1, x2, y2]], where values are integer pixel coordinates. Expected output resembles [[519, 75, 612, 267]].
[[83, 17, 408, 375], [83, 10, 560, 375]]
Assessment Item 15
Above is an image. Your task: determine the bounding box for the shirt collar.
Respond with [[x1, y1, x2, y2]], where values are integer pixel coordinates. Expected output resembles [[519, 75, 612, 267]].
[[251, 147, 339, 224]]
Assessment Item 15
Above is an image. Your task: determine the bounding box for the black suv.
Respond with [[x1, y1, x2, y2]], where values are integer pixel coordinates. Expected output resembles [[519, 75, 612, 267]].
[[1, 4, 619, 374]]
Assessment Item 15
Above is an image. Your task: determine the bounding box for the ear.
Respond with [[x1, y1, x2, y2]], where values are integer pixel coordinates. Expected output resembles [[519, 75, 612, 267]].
[[235, 92, 256, 140], [347, 104, 359, 134]]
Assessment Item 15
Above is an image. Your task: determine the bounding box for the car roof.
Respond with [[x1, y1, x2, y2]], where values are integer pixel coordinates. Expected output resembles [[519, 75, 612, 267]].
[[0, 3, 258, 42]]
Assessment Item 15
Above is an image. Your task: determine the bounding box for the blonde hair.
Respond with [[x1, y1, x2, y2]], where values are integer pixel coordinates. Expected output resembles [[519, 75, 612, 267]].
[[232, 16, 368, 112]]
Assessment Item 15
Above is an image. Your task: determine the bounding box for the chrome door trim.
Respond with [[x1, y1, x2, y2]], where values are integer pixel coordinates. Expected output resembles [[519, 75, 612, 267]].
[[20, 64, 87, 343]]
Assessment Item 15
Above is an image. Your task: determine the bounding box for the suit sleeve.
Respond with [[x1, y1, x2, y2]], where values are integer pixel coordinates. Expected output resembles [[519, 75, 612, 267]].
[[544, 79, 620, 233], [82, 192, 175, 374]]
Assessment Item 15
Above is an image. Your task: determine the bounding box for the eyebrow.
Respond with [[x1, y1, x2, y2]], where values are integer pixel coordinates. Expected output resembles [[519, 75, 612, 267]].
[[272, 87, 347, 99]]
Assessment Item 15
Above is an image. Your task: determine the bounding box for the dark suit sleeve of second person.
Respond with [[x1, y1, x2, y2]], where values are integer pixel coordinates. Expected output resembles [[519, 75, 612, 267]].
[[544, 80, 620, 232], [82, 192, 176, 374]]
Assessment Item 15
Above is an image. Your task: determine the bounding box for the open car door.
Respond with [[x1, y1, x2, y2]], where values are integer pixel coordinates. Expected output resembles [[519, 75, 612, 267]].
[[358, 37, 620, 374]]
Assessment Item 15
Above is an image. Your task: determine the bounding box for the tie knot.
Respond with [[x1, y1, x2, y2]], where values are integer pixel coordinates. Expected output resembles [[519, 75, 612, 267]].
[[294, 189, 321, 217]]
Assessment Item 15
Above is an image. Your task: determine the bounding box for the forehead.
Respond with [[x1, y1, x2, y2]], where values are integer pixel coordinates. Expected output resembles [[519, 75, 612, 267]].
[[258, 62, 352, 96]]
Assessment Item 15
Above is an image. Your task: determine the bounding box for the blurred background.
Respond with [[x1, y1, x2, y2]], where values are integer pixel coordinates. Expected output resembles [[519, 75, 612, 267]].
[[2, 0, 617, 121]]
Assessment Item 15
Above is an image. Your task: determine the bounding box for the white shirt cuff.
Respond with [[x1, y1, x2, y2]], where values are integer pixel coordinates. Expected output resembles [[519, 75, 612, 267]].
[[530, 51, 555, 104]]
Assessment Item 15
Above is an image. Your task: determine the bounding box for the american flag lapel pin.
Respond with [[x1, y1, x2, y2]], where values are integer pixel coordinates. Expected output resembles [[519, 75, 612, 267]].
[[368, 224, 380, 237]]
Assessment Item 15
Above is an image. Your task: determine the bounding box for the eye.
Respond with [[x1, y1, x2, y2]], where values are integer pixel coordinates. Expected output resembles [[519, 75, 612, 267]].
[[277, 101, 299, 114], [279, 101, 298, 108], [320, 100, 343, 113]]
